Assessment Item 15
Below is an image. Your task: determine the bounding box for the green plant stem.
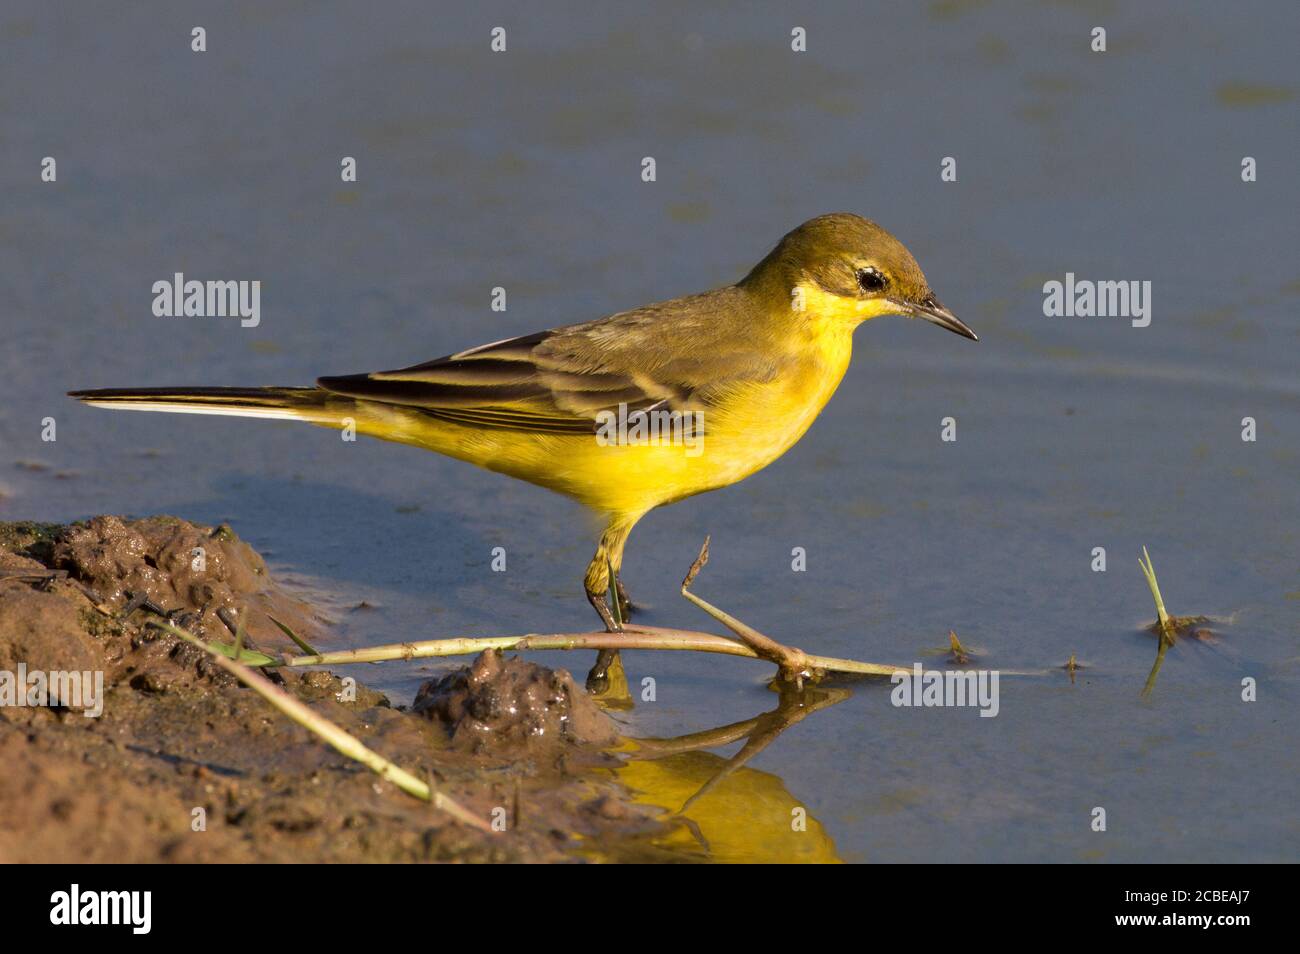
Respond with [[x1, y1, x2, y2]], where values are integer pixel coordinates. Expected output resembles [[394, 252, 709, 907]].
[[1139, 546, 1173, 641], [267, 614, 320, 656], [153, 621, 490, 831]]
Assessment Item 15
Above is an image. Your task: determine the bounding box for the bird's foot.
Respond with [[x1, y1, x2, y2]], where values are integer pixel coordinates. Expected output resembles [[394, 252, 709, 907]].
[[585, 586, 623, 693], [587, 587, 621, 634], [585, 648, 620, 694], [615, 577, 635, 621]]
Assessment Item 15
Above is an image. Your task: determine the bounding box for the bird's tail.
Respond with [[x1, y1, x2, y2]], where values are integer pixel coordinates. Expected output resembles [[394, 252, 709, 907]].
[[67, 386, 344, 424]]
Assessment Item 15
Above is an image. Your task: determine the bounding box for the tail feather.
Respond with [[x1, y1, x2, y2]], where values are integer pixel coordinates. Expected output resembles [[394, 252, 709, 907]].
[[68, 386, 335, 423]]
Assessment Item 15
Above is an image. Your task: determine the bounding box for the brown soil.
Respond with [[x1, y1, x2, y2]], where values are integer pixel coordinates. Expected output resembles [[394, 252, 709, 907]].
[[0, 516, 668, 863], [413, 650, 619, 753]]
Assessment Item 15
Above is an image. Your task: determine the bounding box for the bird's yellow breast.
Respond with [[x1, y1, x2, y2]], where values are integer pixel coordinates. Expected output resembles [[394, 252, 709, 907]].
[[495, 335, 847, 517]]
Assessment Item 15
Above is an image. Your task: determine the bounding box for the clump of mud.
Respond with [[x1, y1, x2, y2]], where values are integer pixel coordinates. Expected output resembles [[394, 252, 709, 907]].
[[1146, 616, 1217, 641], [414, 651, 618, 753], [0, 516, 663, 863], [53, 514, 320, 649]]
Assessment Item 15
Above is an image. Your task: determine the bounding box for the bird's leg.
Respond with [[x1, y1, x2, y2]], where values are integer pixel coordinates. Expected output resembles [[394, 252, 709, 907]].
[[584, 586, 621, 694], [583, 544, 621, 693], [583, 516, 639, 692], [615, 575, 634, 621], [586, 586, 620, 633]]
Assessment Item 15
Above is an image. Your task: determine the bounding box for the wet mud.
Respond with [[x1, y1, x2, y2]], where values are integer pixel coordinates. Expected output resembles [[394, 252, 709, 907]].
[[0, 517, 673, 863]]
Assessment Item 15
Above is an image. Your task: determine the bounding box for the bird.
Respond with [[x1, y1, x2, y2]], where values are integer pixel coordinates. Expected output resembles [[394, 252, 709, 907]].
[[70, 212, 977, 689]]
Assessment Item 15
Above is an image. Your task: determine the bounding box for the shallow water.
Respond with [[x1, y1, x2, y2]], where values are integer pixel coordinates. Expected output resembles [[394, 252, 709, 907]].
[[2, 1, 1297, 861]]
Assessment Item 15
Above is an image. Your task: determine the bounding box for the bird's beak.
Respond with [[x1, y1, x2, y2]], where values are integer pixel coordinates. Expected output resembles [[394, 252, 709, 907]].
[[898, 296, 978, 341]]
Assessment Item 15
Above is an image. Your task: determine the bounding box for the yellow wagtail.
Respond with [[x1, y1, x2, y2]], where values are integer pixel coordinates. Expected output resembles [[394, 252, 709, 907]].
[[71, 213, 976, 687]]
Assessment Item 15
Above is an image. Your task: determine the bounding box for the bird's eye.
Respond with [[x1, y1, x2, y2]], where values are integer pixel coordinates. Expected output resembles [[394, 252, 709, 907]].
[[856, 267, 886, 293]]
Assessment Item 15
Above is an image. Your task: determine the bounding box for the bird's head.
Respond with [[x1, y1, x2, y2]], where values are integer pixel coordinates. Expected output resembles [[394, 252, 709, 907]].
[[741, 212, 977, 340]]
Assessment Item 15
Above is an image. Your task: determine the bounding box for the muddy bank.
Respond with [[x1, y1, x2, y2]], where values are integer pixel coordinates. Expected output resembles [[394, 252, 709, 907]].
[[0, 516, 670, 863]]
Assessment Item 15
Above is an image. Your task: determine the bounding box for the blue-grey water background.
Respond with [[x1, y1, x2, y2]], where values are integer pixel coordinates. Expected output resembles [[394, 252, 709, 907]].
[[2, 1, 1297, 861]]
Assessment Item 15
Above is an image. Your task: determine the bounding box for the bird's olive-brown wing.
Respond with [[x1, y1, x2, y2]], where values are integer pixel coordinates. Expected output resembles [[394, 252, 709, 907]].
[[317, 288, 782, 434]]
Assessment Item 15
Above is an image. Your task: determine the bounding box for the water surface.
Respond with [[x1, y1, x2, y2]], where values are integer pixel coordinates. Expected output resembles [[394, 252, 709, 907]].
[[2, 1, 1297, 861]]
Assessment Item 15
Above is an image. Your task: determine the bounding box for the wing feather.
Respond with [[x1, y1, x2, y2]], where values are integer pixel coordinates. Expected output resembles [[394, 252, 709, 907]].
[[317, 287, 779, 434]]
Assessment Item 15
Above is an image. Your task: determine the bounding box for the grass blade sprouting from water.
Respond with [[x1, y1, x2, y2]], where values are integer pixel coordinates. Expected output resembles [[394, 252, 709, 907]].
[[1139, 546, 1173, 642]]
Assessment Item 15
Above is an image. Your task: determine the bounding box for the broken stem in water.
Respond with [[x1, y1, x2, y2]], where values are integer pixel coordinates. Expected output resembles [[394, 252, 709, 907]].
[[679, 536, 816, 686], [196, 626, 908, 678]]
